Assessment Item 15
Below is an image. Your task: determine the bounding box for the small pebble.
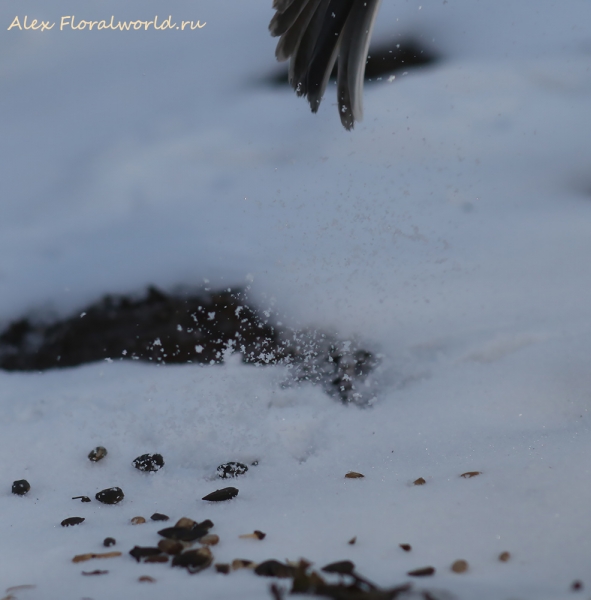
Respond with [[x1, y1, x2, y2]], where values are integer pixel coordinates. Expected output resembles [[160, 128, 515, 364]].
[[413, 478, 426, 486], [133, 453, 164, 472], [498, 551, 511, 562], [88, 446, 107, 462], [399, 544, 412, 552], [451, 560, 468, 573], [95, 487, 124, 504], [217, 462, 248, 478], [460, 471, 482, 478], [407, 566, 435, 577], [345, 472, 364, 479], [150, 513, 169, 522], [138, 576, 156, 583], [103, 538, 116, 547], [72, 496, 91, 503], [11, 480, 30, 496], [216, 563, 231, 574], [131, 516, 146, 525], [61, 517, 85, 527], [202, 487, 238, 502]]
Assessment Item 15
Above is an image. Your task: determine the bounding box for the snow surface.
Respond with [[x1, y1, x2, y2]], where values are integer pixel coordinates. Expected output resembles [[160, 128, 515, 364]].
[[1, 1, 591, 598]]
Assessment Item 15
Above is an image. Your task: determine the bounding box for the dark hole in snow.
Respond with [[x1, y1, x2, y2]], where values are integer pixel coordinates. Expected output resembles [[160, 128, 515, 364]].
[[264, 36, 439, 87], [0, 286, 378, 405]]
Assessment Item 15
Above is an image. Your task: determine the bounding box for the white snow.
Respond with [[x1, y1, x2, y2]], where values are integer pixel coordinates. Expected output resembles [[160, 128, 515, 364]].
[[1, 1, 591, 599]]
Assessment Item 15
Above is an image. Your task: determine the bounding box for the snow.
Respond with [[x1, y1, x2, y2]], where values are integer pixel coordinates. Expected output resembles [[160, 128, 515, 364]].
[[1, 0, 591, 598]]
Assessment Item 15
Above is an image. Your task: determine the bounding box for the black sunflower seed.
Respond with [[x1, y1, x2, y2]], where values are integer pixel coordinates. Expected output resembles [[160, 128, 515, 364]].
[[254, 560, 295, 578], [132, 453, 164, 472], [202, 487, 238, 502], [172, 548, 213, 574], [61, 517, 85, 527], [321, 561, 355, 575], [72, 495, 91, 503], [88, 446, 107, 462], [103, 538, 116, 547], [217, 462, 248, 478], [407, 566, 435, 577], [150, 512, 169, 521], [95, 487, 124, 504], [157, 524, 211, 542], [11, 480, 30, 495]]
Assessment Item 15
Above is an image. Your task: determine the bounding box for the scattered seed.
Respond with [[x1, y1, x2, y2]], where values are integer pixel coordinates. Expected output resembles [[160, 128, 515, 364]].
[[215, 563, 230, 574], [172, 548, 213, 574], [239, 531, 266, 541], [129, 546, 162, 563], [199, 534, 220, 546], [498, 551, 511, 562], [138, 576, 155, 583], [131, 516, 146, 525], [81, 570, 108, 576], [348, 537, 357, 545], [399, 544, 412, 552], [255, 560, 295, 578], [571, 580, 584, 591], [95, 487, 124, 504], [150, 513, 169, 522], [202, 487, 238, 502], [175, 517, 196, 529], [321, 561, 355, 575], [103, 538, 116, 547], [72, 496, 91, 503], [413, 478, 426, 486], [144, 555, 169, 564], [157, 539, 184, 555], [88, 446, 107, 462], [11, 480, 30, 496], [72, 552, 121, 563], [232, 559, 256, 570], [158, 524, 211, 542], [217, 462, 248, 478], [6, 586, 35, 593], [345, 472, 364, 479], [460, 471, 481, 479], [407, 566, 435, 577], [133, 453, 164, 472], [451, 560, 468, 573], [61, 517, 85, 527]]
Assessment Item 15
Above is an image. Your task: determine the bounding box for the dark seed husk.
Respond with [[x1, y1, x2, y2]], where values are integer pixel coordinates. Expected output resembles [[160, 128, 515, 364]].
[[254, 560, 296, 578], [88, 446, 107, 462], [202, 487, 238, 502], [95, 487, 124, 504], [572, 580, 584, 591], [61, 517, 85, 527], [413, 478, 426, 485], [103, 538, 116, 547], [499, 551, 511, 562], [460, 471, 482, 478], [133, 453, 164, 472], [321, 561, 355, 575], [157, 524, 211, 542], [129, 546, 163, 563], [217, 462, 249, 478], [138, 576, 155, 583], [82, 570, 108, 576], [11, 479, 30, 495], [157, 539, 184, 555], [150, 512, 169, 521], [345, 472, 364, 479], [72, 495, 91, 502], [407, 566, 435, 577], [215, 563, 230, 574], [399, 544, 412, 552], [348, 537, 357, 545], [172, 548, 213, 574]]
